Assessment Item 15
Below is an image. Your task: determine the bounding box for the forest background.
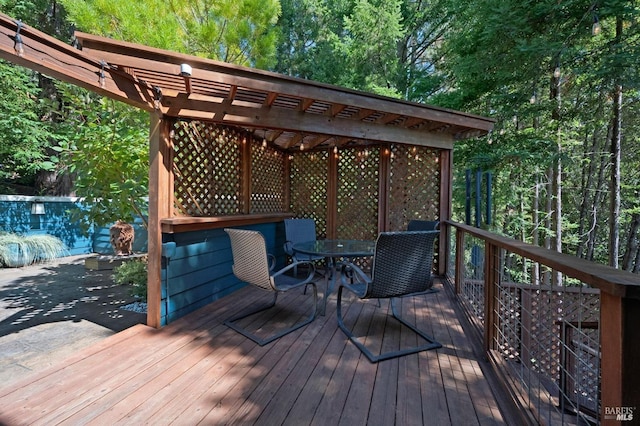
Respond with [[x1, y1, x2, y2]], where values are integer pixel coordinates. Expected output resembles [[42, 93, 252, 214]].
[[0, 0, 638, 271]]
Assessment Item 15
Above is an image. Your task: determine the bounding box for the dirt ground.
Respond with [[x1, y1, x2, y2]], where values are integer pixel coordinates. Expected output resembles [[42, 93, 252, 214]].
[[0, 255, 146, 389]]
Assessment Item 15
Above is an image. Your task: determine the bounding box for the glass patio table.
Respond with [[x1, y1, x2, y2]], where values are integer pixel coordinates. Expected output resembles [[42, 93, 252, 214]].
[[292, 239, 375, 315]]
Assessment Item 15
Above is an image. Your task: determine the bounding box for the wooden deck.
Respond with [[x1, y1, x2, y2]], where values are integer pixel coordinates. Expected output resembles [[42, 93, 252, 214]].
[[0, 278, 506, 425]]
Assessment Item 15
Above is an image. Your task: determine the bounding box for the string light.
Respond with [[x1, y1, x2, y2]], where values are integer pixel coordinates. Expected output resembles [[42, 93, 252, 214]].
[[592, 14, 601, 35], [14, 21, 24, 57], [530, 92, 537, 104], [153, 86, 162, 110], [99, 60, 107, 88]]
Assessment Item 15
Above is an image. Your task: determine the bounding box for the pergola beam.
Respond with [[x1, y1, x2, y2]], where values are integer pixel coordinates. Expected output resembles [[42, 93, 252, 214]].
[[0, 16, 155, 111], [160, 92, 455, 149]]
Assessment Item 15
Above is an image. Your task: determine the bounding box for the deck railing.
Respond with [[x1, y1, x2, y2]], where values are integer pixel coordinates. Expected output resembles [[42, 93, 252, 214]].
[[444, 221, 640, 425]]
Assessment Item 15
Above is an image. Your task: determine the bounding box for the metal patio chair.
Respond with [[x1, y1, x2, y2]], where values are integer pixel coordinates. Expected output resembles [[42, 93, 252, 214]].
[[336, 230, 442, 362], [284, 218, 325, 275], [224, 228, 320, 346], [407, 219, 440, 231]]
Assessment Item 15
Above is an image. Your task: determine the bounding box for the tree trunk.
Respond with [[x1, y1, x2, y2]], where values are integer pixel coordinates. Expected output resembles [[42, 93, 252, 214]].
[[622, 213, 640, 271], [609, 16, 623, 268]]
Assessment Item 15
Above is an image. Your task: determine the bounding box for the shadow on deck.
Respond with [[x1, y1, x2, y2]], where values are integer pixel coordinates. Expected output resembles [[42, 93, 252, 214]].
[[0, 278, 508, 425]]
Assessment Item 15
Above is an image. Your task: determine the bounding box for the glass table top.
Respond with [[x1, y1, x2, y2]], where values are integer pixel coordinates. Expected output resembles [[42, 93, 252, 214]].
[[292, 239, 375, 257]]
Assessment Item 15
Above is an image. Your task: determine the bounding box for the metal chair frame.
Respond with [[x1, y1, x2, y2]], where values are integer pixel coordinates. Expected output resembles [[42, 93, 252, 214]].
[[224, 228, 320, 346], [336, 230, 442, 362]]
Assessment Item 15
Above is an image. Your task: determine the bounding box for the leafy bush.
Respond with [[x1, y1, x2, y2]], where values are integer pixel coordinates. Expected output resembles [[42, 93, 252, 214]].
[[0, 233, 67, 267], [113, 257, 148, 299]]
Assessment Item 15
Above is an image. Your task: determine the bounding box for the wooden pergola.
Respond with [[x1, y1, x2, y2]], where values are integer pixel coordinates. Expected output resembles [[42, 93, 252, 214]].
[[0, 14, 494, 327]]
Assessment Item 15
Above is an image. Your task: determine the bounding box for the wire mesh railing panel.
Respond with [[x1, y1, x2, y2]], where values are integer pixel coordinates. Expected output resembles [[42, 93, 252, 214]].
[[489, 249, 601, 425], [458, 233, 486, 326]]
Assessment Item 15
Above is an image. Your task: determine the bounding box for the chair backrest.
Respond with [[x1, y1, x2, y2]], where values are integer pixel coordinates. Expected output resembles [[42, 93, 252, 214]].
[[284, 218, 317, 255], [407, 220, 440, 231], [367, 231, 439, 299], [225, 228, 274, 291]]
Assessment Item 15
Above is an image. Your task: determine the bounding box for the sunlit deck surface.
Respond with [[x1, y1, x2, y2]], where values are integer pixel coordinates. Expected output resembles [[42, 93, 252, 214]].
[[0, 278, 507, 425]]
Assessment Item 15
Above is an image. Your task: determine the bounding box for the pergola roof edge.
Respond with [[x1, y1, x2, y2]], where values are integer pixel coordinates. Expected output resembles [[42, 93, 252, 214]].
[[75, 31, 494, 132]]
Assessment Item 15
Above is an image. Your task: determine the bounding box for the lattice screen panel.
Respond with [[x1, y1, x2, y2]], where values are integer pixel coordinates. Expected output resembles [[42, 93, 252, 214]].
[[388, 145, 440, 230], [524, 286, 600, 382], [251, 142, 285, 213], [336, 148, 379, 240], [172, 121, 243, 216], [289, 152, 329, 238]]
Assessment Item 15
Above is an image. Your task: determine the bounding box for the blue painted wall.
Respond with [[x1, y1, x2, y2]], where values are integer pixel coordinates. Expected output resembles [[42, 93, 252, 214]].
[[0, 195, 148, 256], [161, 221, 287, 325]]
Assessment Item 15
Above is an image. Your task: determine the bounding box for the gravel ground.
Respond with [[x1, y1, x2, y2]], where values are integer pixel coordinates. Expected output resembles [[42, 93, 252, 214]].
[[0, 254, 146, 388]]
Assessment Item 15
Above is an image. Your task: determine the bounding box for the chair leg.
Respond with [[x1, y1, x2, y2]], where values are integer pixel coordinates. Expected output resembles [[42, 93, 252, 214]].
[[224, 284, 318, 346], [337, 288, 441, 363]]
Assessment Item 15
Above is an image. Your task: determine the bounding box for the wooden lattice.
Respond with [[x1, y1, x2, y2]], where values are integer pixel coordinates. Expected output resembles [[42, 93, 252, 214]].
[[172, 121, 244, 216], [251, 142, 285, 213], [388, 145, 440, 230], [336, 148, 379, 240], [289, 152, 329, 238]]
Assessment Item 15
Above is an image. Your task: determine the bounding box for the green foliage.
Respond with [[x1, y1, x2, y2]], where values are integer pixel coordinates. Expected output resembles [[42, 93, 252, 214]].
[[0, 232, 67, 267], [60, 0, 281, 67], [0, 60, 55, 185], [112, 258, 147, 299], [51, 85, 149, 233]]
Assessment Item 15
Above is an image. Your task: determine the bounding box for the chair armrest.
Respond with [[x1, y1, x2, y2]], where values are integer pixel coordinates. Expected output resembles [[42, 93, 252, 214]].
[[339, 261, 370, 297], [267, 253, 276, 271], [272, 261, 318, 285], [283, 240, 294, 256]]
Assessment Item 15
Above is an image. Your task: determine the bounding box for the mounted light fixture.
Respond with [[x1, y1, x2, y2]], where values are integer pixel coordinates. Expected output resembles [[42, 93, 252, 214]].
[[30, 200, 46, 215], [180, 64, 192, 93], [179, 63, 192, 77], [14, 21, 24, 57]]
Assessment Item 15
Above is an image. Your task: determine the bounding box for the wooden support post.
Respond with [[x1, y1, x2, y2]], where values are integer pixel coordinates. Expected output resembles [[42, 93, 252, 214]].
[[439, 149, 453, 276], [378, 145, 390, 233], [147, 113, 173, 328], [283, 154, 291, 211], [454, 228, 465, 296], [600, 291, 640, 419], [327, 150, 338, 239], [241, 134, 252, 214]]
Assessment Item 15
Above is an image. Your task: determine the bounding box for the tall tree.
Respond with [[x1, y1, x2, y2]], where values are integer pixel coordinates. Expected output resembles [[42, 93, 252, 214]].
[[60, 0, 281, 67]]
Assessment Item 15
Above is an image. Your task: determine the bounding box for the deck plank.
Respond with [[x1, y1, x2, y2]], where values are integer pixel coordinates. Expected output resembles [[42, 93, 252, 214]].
[[0, 279, 507, 425]]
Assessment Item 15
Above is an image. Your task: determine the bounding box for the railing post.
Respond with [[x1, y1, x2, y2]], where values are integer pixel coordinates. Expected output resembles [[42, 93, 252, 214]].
[[454, 228, 465, 295], [600, 292, 640, 420]]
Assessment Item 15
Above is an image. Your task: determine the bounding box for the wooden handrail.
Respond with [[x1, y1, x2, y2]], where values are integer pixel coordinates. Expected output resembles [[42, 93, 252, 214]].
[[445, 220, 640, 299], [446, 220, 640, 420]]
